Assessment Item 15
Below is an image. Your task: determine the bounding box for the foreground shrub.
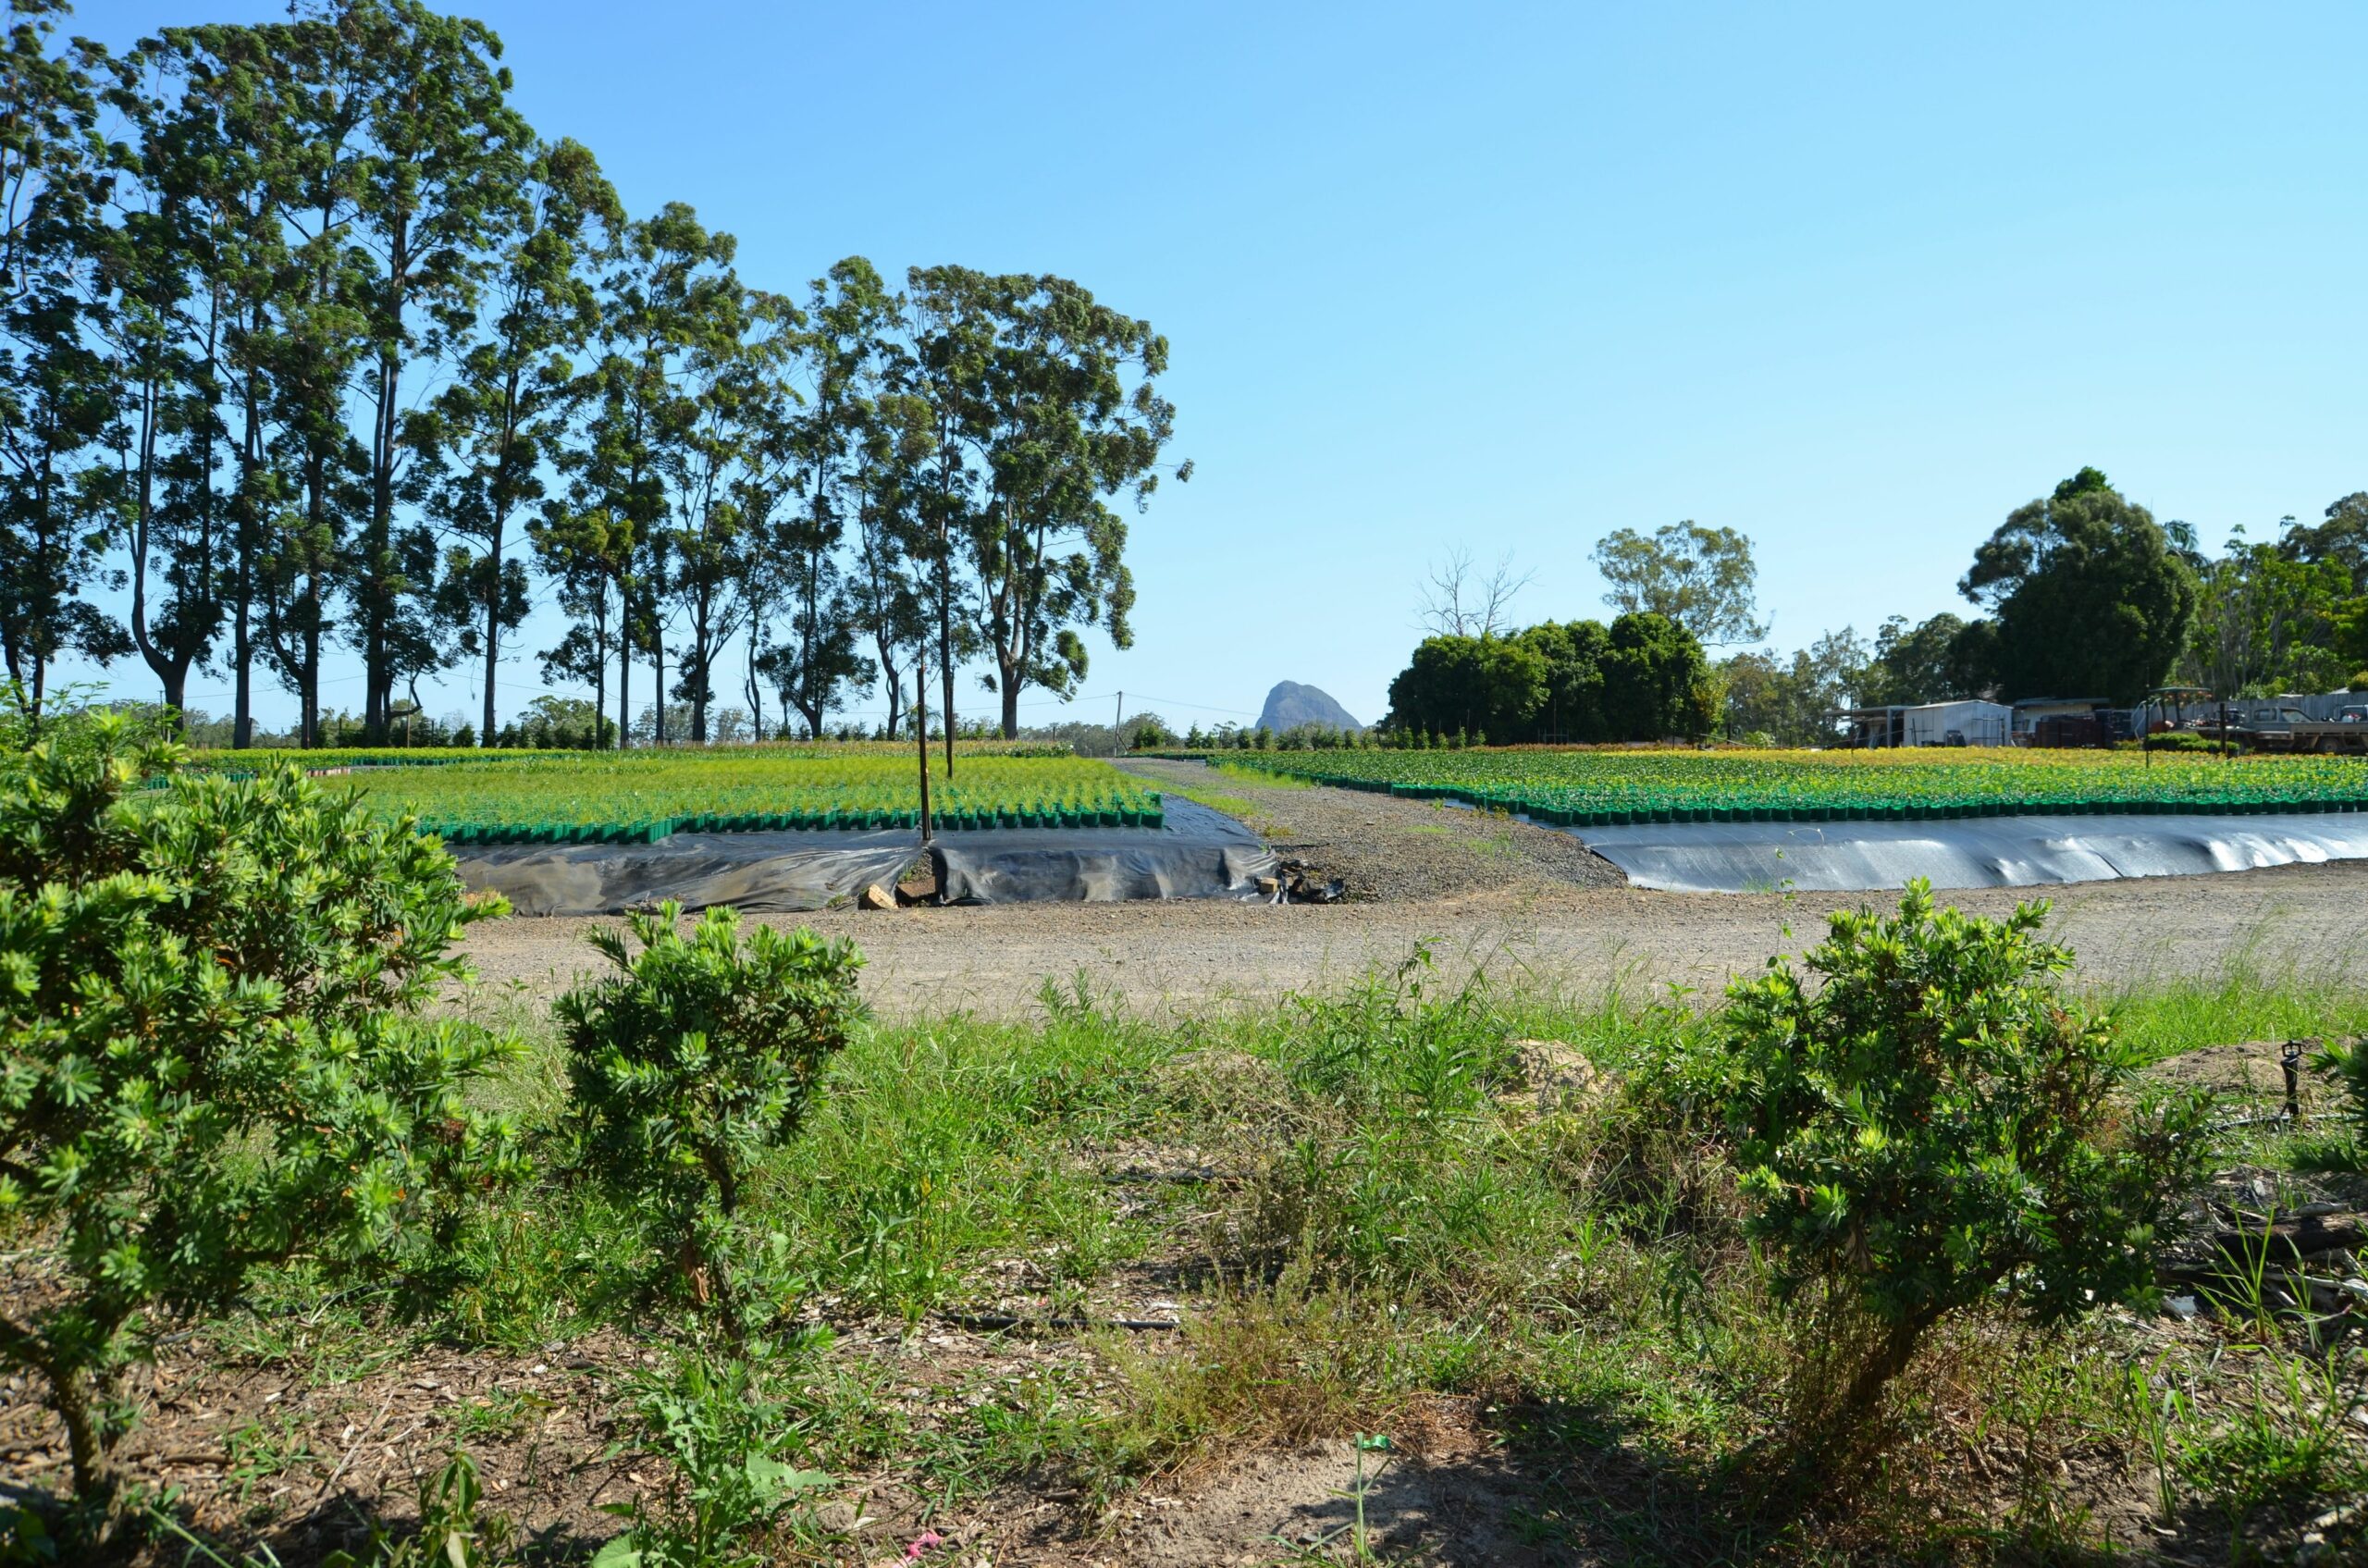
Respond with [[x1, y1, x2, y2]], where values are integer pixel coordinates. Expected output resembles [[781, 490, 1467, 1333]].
[[1706, 881, 2207, 1457], [0, 717, 523, 1537], [558, 902, 865, 1336]]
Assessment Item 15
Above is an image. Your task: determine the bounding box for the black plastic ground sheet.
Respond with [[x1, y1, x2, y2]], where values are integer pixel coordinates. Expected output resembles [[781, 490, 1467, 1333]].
[[455, 796, 1278, 915]]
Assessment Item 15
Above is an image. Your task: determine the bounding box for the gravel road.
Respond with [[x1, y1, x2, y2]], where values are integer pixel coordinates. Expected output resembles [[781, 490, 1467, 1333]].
[[1116, 757, 1627, 900], [458, 833, 2368, 1021]]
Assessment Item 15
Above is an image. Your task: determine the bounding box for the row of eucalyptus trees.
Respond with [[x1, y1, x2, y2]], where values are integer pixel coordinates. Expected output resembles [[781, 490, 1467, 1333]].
[[1, 0, 1184, 747]]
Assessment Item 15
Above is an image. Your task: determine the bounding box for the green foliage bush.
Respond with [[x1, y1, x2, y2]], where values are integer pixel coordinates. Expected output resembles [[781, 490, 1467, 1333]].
[[557, 903, 866, 1336], [592, 1348, 832, 1568], [1699, 882, 2208, 1456], [0, 714, 523, 1533]]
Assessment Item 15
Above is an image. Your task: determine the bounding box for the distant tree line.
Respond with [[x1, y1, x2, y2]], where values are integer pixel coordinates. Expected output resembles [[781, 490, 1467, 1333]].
[[1390, 469, 2368, 747], [1384, 613, 1716, 745], [1724, 469, 2368, 746], [1, 1, 1185, 748]]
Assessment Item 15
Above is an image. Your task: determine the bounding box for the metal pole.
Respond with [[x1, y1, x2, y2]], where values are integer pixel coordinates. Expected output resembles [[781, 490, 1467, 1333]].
[[916, 660, 933, 845]]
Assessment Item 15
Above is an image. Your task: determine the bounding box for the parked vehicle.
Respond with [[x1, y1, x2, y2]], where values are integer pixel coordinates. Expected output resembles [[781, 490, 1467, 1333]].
[[2287, 703, 2368, 755], [2193, 703, 2368, 754]]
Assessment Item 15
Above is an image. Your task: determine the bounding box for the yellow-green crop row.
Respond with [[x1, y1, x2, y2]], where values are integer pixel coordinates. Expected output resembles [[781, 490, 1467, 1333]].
[[1215, 746, 2368, 826], [328, 752, 1161, 844], [179, 746, 573, 772]]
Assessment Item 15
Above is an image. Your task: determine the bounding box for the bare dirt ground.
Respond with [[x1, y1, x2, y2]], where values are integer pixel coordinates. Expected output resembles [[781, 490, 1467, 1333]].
[[1116, 758, 1628, 902], [459, 858, 2368, 1019]]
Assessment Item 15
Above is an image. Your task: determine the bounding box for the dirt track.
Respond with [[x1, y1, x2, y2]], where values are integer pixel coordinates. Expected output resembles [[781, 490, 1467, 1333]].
[[459, 857, 2368, 1018], [1116, 756, 1628, 901]]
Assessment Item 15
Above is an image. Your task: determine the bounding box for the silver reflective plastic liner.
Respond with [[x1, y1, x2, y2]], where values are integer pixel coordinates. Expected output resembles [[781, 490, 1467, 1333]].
[[1575, 812, 2368, 894]]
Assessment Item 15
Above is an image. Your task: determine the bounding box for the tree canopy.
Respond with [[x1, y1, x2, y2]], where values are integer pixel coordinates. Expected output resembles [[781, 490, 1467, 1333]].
[[1592, 522, 1768, 646], [1, 2, 1184, 745], [1957, 467, 2197, 704], [1385, 612, 1713, 744]]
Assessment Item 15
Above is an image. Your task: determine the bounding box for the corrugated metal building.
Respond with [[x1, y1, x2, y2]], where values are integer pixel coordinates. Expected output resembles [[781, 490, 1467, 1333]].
[[1902, 699, 2011, 747]]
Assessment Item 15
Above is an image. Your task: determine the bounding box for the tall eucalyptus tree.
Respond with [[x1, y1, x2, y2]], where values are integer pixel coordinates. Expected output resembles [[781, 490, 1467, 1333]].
[[0, 1, 123, 723], [550, 202, 779, 746], [849, 373, 931, 740], [132, 19, 307, 746], [92, 30, 258, 729], [419, 137, 617, 742], [277, 0, 534, 735], [913, 268, 1184, 737], [761, 256, 894, 739], [905, 265, 993, 770], [530, 498, 626, 746]]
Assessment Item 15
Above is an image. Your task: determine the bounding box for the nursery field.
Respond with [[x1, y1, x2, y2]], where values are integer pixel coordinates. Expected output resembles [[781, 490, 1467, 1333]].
[[1218, 745, 2368, 826], [180, 738, 1074, 773], [308, 751, 1163, 844], [184, 746, 573, 770]]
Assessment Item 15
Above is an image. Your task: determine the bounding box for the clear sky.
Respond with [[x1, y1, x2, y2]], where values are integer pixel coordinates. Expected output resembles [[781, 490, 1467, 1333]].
[[74, 1, 2368, 735]]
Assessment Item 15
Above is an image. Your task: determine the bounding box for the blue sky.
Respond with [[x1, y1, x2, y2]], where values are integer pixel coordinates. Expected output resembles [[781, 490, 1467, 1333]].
[[78, 1, 2368, 733]]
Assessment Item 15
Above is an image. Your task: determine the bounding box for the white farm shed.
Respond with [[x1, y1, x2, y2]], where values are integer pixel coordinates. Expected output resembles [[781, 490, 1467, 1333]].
[[1902, 700, 2011, 747]]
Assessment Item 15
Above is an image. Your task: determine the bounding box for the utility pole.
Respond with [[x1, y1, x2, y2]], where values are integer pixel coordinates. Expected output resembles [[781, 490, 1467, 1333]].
[[1115, 691, 1124, 756]]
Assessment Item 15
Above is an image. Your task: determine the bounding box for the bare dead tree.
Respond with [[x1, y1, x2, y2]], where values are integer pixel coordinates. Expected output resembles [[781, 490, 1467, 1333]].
[[1415, 547, 1536, 638]]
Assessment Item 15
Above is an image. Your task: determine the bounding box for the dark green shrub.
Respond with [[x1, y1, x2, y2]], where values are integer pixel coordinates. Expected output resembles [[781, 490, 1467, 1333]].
[[557, 903, 865, 1336], [1705, 881, 2207, 1452], [0, 716, 523, 1536]]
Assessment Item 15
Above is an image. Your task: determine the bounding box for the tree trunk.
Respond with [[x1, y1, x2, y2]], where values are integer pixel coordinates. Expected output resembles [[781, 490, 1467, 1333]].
[[688, 599, 709, 744], [51, 1361, 127, 1545], [233, 362, 262, 749], [616, 587, 631, 750], [364, 212, 413, 740], [233, 584, 253, 747], [29, 467, 51, 729], [1840, 1315, 1925, 1424], [364, 350, 394, 736], [481, 550, 500, 745], [743, 622, 764, 744], [302, 599, 320, 748], [938, 553, 956, 775], [128, 375, 167, 725]]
